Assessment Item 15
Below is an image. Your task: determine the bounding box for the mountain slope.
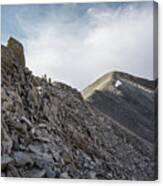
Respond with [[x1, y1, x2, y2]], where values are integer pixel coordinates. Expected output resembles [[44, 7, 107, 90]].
[[82, 71, 157, 144], [1, 37, 157, 180]]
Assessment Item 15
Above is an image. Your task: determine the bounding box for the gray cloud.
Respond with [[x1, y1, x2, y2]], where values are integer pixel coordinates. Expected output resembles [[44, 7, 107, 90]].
[[20, 3, 153, 90]]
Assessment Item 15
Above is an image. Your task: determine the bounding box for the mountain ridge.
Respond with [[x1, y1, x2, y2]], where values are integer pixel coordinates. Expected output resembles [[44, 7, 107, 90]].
[[82, 71, 157, 99], [1, 37, 157, 180], [82, 71, 157, 144]]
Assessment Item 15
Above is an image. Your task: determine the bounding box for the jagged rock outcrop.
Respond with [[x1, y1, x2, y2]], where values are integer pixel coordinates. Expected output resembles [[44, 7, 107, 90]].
[[1, 37, 157, 180]]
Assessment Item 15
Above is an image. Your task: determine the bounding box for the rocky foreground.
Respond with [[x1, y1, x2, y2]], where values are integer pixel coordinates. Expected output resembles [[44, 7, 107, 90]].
[[1, 37, 157, 180]]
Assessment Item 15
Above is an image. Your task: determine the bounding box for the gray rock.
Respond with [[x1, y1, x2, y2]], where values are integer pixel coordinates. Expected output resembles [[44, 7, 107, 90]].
[[6, 164, 20, 177], [45, 166, 56, 178], [13, 151, 33, 166], [1, 154, 13, 170], [1, 126, 13, 154], [21, 116, 32, 128], [60, 172, 71, 179], [89, 171, 97, 179], [22, 168, 46, 178], [28, 144, 42, 155]]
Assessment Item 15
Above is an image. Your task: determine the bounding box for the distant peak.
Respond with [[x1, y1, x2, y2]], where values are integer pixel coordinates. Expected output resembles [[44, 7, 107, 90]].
[[82, 71, 156, 99], [105, 71, 132, 80]]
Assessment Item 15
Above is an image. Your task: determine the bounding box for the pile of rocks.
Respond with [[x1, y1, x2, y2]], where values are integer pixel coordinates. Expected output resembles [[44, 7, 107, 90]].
[[1, 37, 157, 180]]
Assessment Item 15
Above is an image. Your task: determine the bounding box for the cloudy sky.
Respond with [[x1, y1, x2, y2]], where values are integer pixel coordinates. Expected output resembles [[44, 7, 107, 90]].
[[1, 2, 154, 90]]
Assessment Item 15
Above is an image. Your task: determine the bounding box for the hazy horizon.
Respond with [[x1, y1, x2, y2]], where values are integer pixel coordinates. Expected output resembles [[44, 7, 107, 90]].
[[1, 2, 154, 90]]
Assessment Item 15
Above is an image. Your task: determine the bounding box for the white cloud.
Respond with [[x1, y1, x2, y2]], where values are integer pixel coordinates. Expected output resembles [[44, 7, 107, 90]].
[[20, 4, 153, 90]]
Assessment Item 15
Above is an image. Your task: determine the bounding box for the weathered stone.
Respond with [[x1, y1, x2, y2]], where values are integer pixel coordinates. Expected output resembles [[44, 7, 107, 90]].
[[21, 116, 32, 128], [28, 144, 42, 155], [7, 37, 25, 67], [35, 136, 50, 143], [1, 154, 13, 170], [60, 172, 71, 179], [1, 126, 13, 154], [6, 164, 20, 177], [13, 151, 33, 166], [21, 168, 46, 178], [44, 166, 56, 178], [89, 171, 97, 179]]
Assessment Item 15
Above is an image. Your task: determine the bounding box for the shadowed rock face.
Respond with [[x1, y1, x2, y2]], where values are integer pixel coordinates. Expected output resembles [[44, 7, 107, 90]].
[[82, 71, 157, 144], [1, 38, 157, 180]]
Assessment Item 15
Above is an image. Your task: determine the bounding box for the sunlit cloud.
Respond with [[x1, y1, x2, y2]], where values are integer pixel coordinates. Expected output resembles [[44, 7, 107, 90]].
[[5, 3, 153, 90]]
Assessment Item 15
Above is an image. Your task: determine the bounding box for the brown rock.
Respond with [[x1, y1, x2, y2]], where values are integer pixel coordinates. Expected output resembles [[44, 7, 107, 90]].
[[7, 37, 25, 67]]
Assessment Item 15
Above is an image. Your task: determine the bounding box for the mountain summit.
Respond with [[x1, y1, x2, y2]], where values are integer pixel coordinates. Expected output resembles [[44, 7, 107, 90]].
[[82, 71, 157, 144]]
